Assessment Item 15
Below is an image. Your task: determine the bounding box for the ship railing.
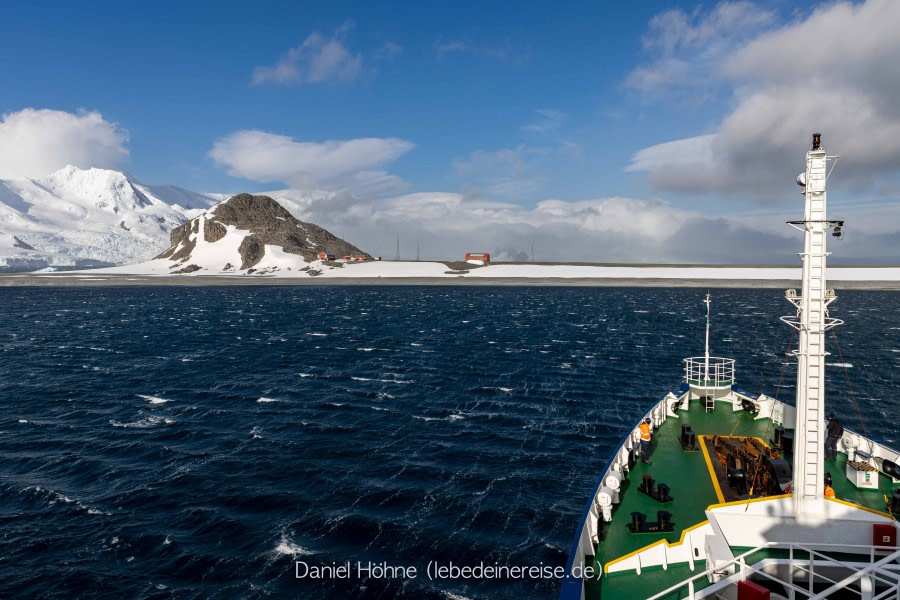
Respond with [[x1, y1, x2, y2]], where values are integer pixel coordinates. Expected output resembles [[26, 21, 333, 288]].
[[683, 356, 735, 389], [646, 541, 900, 600]]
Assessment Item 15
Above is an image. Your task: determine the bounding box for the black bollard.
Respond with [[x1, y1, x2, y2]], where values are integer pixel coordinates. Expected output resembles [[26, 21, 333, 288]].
[[657, 511, 671, 529], [631, 511, 646, 532], [657, 482, 669, 501], [685, 430, 696, 450]]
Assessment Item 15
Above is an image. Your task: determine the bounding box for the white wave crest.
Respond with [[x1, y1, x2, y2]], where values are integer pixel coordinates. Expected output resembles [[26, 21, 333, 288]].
[[274, 535, 314, 557], [138, 395, 170, 404], [109, 416, 172, 428]]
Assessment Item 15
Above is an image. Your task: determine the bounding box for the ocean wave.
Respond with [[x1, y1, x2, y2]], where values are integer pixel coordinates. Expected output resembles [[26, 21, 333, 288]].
[[351, 376, 414, 384], [273, 534, 315, 557], [109, 416, 173, 428], [19, 485, 110, 515], [138, 394, 170, 404], [257, 397, 281, 403]]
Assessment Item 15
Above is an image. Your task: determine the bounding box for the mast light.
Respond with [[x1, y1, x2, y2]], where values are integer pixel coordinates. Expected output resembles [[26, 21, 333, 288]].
[[812, 133, 822, 150], [832, 220, 844, 238]]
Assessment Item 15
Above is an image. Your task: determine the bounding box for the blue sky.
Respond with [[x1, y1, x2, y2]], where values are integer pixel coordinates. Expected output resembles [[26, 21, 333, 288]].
[[1, 0, 899, 262], [1, 0, 677, 196]]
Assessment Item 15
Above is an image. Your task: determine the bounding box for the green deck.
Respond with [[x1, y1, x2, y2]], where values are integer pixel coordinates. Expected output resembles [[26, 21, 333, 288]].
[[587, 399, 896, 600]]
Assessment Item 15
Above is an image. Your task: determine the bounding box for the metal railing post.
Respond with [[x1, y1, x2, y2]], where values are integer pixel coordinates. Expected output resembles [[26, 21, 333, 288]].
[[809, 552, 815, 596], [789, 545, 795, 600]]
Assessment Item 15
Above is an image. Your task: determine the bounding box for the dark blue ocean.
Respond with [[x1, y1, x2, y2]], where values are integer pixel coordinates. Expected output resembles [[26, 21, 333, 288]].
[[1, 286, 897, 600]]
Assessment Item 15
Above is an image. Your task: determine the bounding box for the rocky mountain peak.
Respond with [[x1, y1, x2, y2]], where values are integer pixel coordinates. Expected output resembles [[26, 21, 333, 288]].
[[156, 194, 369, 272]]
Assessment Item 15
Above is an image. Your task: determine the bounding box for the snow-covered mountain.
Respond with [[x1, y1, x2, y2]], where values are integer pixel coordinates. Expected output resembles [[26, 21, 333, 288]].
[[120, 193, 369, 276], [0, 166, 216, 271]]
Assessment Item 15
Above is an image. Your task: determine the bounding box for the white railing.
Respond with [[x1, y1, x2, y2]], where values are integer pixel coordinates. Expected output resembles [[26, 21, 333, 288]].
[[647, 541, 900, 600], [683, 356, 735, 389]]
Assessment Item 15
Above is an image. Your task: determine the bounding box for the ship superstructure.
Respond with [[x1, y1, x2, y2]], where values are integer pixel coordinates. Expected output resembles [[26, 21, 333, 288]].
[[561, 135, 900, 600]]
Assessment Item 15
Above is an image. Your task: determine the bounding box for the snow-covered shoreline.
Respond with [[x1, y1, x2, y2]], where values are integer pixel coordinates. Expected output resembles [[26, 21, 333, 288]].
[[4, 262, 900, 289], [81, 255, 900, 281]]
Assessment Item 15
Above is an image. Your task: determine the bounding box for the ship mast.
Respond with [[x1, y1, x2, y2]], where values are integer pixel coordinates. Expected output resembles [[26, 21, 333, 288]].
[[703, 292, 711, 394], [782, 133, 843, 515]]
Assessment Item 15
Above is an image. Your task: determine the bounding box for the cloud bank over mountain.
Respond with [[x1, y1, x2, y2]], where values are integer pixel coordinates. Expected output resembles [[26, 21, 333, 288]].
[[0, 108, 129, 179]]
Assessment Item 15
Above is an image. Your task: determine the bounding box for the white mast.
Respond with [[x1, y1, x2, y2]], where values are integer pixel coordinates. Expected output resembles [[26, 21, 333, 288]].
[[704, 292, 711, 392], [782, 133, 843, 516]]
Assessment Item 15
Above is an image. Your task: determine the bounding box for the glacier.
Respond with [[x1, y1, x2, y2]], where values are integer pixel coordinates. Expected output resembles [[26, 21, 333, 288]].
[[0, 165, 216, 271]]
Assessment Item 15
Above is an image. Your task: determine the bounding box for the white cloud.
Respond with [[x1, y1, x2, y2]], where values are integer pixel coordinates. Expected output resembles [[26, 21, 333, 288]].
[[433, 36, 523, 63], [263, 184, 899, 263], [0, 108, 129, 179], [209, 130, 414, 194], [624, 1, 775, 94], [453, 145, 543, 179], [269, 186, 707, 261], [626, 134, 716, 174], [627, 0, 900, 201], [374, 41, 403, 61], [452, 133, 582, 200], [252, 27, 363, 86], [521, 109, 565, 135], [452, 144, 549, 200]]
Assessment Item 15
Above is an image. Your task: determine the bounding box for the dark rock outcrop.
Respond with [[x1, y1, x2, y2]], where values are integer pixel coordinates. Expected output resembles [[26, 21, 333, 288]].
[[155, 194, 369, 270], [12, 236, 35, 250]]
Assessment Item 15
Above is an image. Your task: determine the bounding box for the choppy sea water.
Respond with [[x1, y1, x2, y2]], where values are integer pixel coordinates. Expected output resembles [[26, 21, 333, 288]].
[[0, 286, 897, 600]]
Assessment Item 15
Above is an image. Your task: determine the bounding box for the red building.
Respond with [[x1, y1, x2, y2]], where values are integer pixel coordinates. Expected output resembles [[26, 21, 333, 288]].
[[465, 252, 490, 264]]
